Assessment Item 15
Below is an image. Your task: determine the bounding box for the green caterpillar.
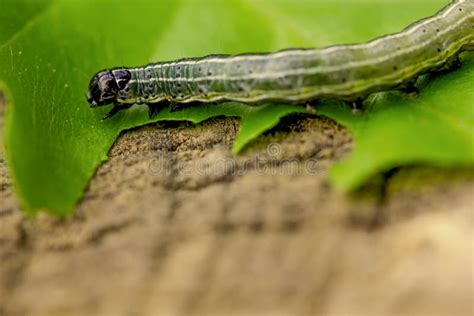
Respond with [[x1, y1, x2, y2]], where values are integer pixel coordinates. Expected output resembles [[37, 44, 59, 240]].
[[87, 0, 474, 119]]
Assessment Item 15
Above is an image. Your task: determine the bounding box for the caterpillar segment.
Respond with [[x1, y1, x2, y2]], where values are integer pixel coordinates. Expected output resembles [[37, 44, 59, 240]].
[[86, 0, 474, 119]]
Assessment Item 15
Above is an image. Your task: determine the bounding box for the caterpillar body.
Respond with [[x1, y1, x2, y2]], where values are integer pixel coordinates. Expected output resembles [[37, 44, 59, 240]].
[[87, 0, 474, 119]]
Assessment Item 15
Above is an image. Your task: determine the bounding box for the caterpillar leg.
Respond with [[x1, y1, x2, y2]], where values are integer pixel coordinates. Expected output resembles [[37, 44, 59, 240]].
[[438, 56, 462, 73], [305, 102, 315, 112], [102, 103, 132, 120], [348, 98, 364, 114], [147, 102, 167, 119], [399, 80, 419, 97], [169, 102, 184, 112], [102, 106, 120, 120], [169, 101, 203, 112], [305, 101, 320, 114], [102, 103, 135, 120]]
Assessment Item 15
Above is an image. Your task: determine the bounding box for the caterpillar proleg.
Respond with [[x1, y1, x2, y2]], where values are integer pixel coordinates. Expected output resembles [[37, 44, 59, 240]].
[[86, 0, 474, 119]]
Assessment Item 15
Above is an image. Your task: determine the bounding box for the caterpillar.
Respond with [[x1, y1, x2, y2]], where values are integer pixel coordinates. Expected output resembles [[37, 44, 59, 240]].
[[87, 0, 474, 119]]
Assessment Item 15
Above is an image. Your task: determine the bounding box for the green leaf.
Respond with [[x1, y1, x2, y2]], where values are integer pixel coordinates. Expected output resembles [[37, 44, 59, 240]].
[[0, 0, 53, 46], [319, 53, 474, 191], [0, 0, 306, 215], [0, 0, 468, 215]]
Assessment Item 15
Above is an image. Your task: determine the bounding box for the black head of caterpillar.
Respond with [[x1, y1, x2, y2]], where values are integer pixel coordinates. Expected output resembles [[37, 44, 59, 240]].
[[86, 69, 131, 107]]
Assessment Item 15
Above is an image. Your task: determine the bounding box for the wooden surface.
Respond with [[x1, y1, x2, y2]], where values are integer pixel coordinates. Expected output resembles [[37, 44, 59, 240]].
[[0, 101, 472, 316]]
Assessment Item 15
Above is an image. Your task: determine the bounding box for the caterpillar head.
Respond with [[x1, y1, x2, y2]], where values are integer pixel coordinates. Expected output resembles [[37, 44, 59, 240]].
[[87, 69, 131, 107]]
